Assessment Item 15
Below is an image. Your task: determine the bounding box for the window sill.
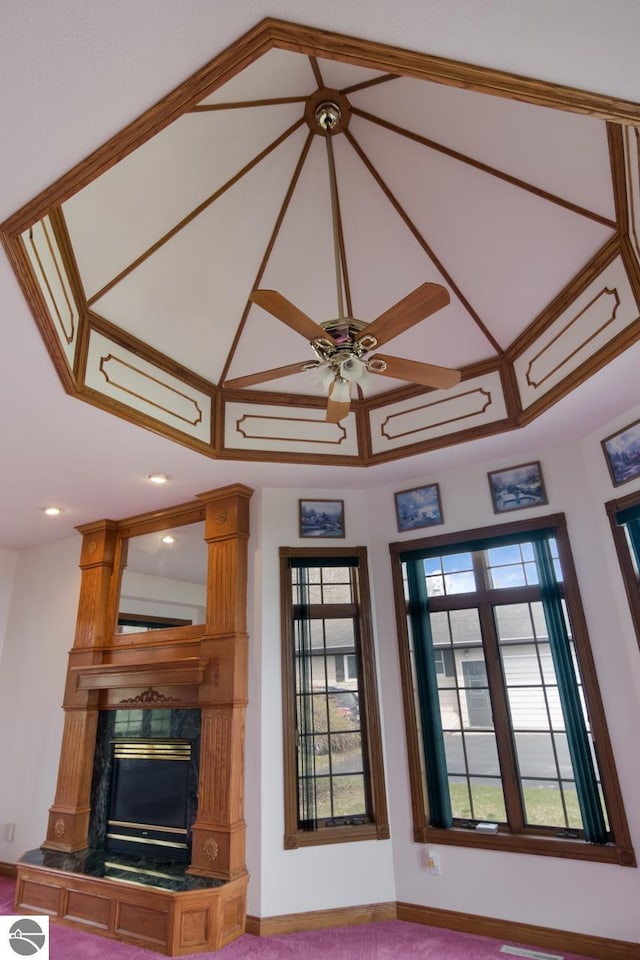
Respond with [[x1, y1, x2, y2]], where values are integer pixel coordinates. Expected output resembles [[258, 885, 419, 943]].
[[286, 821, 388, 848], [420, 825, 636, 867]]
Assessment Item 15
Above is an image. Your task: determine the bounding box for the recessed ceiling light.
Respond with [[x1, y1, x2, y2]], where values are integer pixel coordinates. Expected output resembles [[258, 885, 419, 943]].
[[147, 473, 168, 485], [44, 506, 63, 516], [160, 535, 175, 545]]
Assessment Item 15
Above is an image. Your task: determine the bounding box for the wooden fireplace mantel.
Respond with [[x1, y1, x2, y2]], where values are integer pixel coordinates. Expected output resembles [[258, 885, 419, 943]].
[[18, 484, 254, 955], [71, 657, 209, 691]]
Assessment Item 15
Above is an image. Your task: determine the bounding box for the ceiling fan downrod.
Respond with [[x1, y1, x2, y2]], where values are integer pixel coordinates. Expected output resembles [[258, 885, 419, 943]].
[[316, 102, 347, 326]]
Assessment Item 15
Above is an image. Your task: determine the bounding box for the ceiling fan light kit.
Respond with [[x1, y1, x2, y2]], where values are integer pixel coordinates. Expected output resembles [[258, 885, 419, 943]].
[[242, 90, 461, 423]]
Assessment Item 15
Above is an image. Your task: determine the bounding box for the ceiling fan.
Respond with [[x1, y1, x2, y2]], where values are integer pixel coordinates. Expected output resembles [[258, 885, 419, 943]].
[[225, 99, 461, 423]]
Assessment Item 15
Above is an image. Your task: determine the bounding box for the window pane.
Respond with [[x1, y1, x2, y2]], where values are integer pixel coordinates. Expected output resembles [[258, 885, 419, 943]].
[[521, 780, 575, 829], [424, 553, 476, 596], [324, 618, 356, 650], [330, 733, 363, 772], [445, 571, 477, 594], [468, 777, 507, 822], [501, 645, 543, 686], [553, 732, 573, 779], [460, 659, 493, 728], [514, 731, 557, 778], [322, 582, 352, 603], [330, 776, 367, 818], [309, 656, 328, 688], [521, 779, 582, 830], [443, 553, 473, 573], [450, 608, 482, 645], [464, 732, 501, 776], [486, 543, 539, 589], [447, 776, 506, 822]]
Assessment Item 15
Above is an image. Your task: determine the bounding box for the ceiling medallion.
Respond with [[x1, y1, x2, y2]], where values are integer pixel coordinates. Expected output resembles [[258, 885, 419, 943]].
[[304, 87, 351, 137]]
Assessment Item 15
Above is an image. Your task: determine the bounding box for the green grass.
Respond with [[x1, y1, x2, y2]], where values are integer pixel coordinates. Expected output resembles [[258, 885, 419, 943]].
[[449, 782, 583, 828]]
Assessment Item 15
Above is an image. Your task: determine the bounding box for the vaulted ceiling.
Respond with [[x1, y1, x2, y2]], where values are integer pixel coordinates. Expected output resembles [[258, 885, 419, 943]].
[[3, 5, 640, 550], [4, 18, 640, 472]]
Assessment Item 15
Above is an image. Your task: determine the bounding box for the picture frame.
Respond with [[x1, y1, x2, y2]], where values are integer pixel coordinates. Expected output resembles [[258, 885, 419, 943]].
[[299, 499, 345, 538], [601, 417, 640, 487], [488, 461, 548, 514], [394, 483, 444, 532]]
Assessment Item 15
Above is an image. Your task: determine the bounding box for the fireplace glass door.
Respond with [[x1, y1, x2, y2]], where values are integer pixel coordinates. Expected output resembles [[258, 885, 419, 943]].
[[106, 739, 191, 863]]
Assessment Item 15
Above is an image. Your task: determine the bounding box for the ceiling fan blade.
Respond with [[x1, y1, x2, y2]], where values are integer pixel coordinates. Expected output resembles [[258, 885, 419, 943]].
[[224, 361, 311, 390], [358, 282, 450, 349], [250, 289, 330, 342], [326, 397, 351, 423], [370, 353, 461, 390]]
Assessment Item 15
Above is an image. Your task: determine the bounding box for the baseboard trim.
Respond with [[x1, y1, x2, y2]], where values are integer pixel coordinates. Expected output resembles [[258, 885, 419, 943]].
[[246, 898, 637, 959], [2, 867, 636, 959], [246, 901, 396, 936], [396, 902, 638, 960]]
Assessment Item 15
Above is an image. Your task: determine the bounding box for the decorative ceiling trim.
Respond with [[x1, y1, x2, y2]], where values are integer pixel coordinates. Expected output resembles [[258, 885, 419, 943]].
[[351, 106, 617, 230], [3, 18, 640, 470]]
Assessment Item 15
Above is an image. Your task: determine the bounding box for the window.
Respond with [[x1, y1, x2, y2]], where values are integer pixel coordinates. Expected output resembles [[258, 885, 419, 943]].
[[280, 547, 389, 847], [390, 514, 635, 865], [606, 492, 640, 649]]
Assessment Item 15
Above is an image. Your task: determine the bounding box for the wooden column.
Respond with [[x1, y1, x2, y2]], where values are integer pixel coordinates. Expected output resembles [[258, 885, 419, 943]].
[[189, 484, 252, 879], [42, 521, 118, 852]]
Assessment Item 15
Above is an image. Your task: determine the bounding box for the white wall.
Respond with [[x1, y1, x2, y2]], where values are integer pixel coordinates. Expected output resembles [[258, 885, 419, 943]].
[[367, 420, 640, 944], [249, 487, 396, 917], [0, 535, 81, 863]]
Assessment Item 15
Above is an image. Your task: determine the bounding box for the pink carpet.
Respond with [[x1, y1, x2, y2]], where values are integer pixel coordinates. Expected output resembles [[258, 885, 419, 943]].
[[0, 876, 595, 959]]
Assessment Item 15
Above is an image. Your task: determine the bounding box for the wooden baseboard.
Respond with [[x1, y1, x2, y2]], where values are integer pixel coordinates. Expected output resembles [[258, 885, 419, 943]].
[[396, 901, 638, 960], [246, 901, 396, 936], [4, 866, 636, 960], [247, 897, 637, 960]]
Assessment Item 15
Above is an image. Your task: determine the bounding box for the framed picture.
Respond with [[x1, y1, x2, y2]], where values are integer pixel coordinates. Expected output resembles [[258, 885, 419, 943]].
[[299, 499, 345, 538], [394, 483, 444, 532], [488, 461, 548, 514], [601, 418, 640, 487]]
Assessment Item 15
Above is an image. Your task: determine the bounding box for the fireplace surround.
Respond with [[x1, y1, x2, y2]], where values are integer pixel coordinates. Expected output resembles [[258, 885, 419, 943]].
[[13, 484, 253, 955]]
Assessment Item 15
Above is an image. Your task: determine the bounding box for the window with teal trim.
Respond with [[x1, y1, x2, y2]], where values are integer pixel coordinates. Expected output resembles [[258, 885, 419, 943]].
[[391, 514, 635, 865], [607, 493, 640, 650]]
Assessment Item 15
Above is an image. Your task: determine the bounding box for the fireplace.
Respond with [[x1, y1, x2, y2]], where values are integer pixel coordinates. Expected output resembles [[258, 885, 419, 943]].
[[90, 709, 201, 866], [107, 739, 191, 862], [14, 484, 253, 955]]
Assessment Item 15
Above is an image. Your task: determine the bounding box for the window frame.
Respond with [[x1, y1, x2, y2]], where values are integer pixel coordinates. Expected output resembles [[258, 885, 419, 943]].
[[390, 513, 635, 866], [606, 489, 640, 650], [280, 546, 389, 848]]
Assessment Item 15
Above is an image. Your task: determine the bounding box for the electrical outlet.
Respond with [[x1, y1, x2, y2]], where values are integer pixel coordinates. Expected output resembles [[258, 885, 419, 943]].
[[3, 823, 15, 842], [423, 849, 441, 875]]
